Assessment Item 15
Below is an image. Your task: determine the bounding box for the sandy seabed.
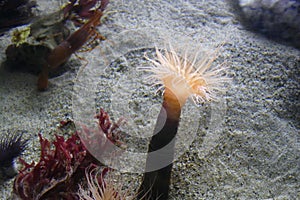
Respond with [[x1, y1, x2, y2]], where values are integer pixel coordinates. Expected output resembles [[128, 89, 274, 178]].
[[0, 0, 299, 199]]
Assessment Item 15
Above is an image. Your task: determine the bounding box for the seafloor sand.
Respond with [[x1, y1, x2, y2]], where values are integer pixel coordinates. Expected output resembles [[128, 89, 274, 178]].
[[0, 0, 299, 199]]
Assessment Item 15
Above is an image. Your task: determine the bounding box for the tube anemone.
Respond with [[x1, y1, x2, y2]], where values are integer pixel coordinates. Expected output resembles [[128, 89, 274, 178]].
[[137, 45, 228, 200], [78, 167, 134, 200]]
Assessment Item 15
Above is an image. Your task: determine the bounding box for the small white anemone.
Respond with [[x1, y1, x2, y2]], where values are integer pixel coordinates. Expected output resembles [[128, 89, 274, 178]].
[[141, 44, 229, 106], [78, 167, 134, 200]]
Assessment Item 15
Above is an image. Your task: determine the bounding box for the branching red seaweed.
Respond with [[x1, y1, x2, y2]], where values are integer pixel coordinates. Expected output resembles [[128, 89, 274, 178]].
[[96, 108, 124, 146], [13, 109, 123, 200]]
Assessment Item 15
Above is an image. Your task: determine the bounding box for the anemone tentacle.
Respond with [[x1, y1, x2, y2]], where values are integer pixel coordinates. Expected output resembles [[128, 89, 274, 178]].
[[141, 45, 229, 106]]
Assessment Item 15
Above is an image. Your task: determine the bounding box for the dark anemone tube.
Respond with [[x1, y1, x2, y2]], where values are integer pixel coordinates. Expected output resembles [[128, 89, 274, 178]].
[[138, 88, 181, 200]]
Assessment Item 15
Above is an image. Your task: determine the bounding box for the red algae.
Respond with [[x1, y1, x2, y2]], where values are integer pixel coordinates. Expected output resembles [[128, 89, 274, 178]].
[[13, 109, 122, 200]]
